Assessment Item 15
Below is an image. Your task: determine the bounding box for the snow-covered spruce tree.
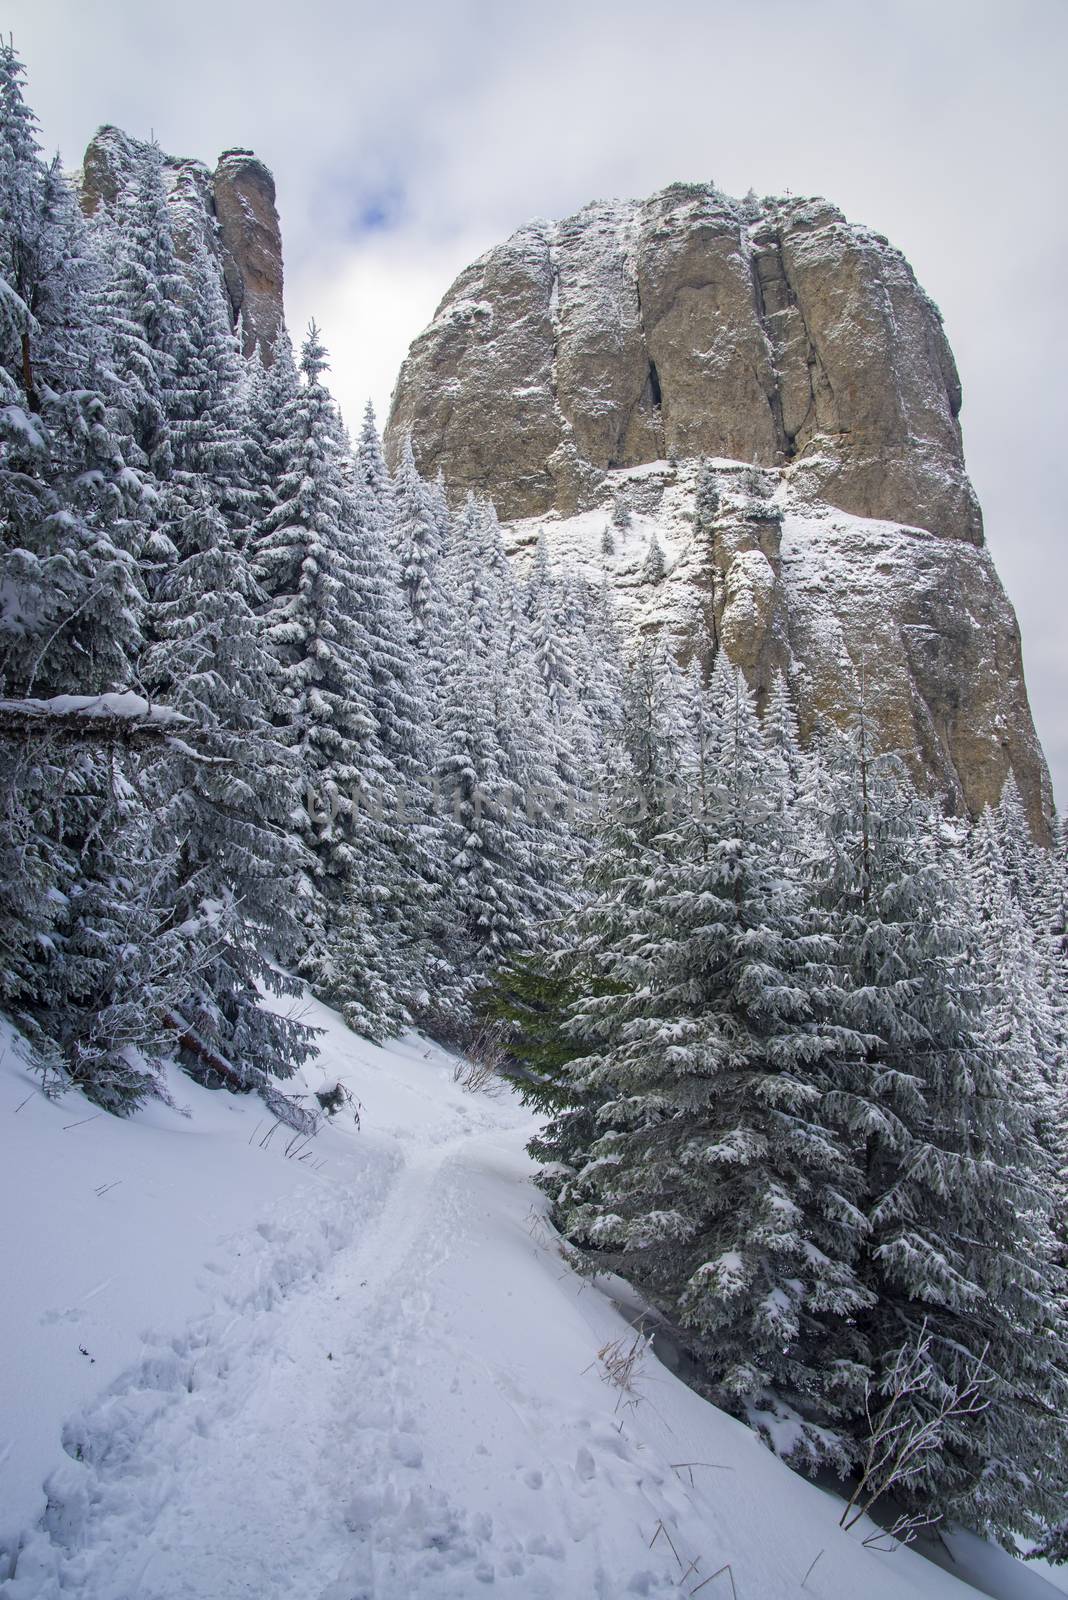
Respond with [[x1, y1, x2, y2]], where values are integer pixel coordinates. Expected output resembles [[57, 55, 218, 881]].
[[1034, 813, 1068, 1244], [433, 494, 571, 981], [355, 398, 393, 508], [141, 485, 314, 1088], [971, 806, 1068, 1287], [640, 531, 666, 584], [968, 805, 1062, 1116], [90, 137, 184, 482], [994, 769, 1040, 910], [0, 45, 176, 1110], [816, 730, 1068, 1540], [243, 329, 301, 538], [540, 660, 872, 1468], [341, 406, 457, 1029], [0, 703, 192, 1113], [520, 529, 603, 816], [0, 50, 144, 698], [517, 639, 684, 1210], [693, 460, 723, 653], [567, 575, 628, 797], [760, 668, 821, 861], [1000, 786, 1068, 1212], [524, 532, 573, 722], [166, 229, 251, 530], [253, 328, 387, 1020], [352, 409, 436, 803], [1035, 812, 1068, 983], [392, 431, 444, 650], [695, 458, 720, 530], [611, 636, 692, 850], [253, 332, 438, 1036], [476, 562, 628, 1084]]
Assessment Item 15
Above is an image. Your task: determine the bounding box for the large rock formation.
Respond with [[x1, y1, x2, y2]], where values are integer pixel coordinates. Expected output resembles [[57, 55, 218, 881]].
[[79, 127, 284, 363], [386, 183, 1050, 831], [211, 150, 285, 360]]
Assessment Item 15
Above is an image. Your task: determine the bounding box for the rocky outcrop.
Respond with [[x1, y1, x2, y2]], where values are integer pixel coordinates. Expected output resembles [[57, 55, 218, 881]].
[[79, 127, 284, 363], [212, 151, 284, 359], [386, 184, 980, 543], [504, 460, 1050, 832], [388, 185, 1050, 831]]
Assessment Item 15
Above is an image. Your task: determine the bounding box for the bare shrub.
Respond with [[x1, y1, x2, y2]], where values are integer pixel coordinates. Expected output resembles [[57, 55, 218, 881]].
[[839, 1321, 991, 1543], [315, 1080, 362, 1126], [452, 1024, 508, 1096], [585, 1329, 652, 1410]]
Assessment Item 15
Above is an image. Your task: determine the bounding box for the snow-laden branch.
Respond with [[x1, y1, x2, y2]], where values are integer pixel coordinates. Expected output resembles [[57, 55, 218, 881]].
[[0, 691, 189, 742]]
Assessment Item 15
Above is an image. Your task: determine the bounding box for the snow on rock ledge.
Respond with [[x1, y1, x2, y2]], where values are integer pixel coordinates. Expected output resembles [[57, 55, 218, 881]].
[[502, 459, 1050, 829]]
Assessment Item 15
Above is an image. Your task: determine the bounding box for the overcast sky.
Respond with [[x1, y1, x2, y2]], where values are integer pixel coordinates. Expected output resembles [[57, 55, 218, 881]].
[[11, 0, 1066, 803]]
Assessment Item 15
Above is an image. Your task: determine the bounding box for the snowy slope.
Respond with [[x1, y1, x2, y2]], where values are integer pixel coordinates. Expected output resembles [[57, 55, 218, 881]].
[[2, 1000, 1064, 1599]]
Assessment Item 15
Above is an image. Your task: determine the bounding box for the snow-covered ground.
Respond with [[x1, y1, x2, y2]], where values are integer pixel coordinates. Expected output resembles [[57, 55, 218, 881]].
[[2, 998, 1065, 1599]]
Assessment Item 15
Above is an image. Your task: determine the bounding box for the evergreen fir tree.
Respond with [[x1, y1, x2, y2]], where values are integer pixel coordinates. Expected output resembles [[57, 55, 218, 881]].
[[694, 458, 720, 531], [477, 956, 594, 1115], [91, 137, 184, 482], [356, 399, 393, 508], [0, 49, 144, 696], [611, 489, 632, 533], [243, 330, 301, 542], [640, 532, 666, 584], [762, 669, 815, 848], [433, 495, 566, 976], [613, 639, 689, 848], [167, 230, 249, 528], [540, 662, 872, 1468], [141, 485, 314, 1088], [340, 407, 449, 1029], [253, 328, 444, 1036], [252, 328, 388, 1020], [0, 44, 167, 1109], [525, 531, 574, 724], [694, 459, 722, 652], [392, 431, 443, 649], [994, 769, 1039, 908], [817, 732, 1068, 1538]]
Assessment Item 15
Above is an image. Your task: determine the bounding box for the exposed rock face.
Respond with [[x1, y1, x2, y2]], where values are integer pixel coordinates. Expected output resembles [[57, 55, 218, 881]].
[[387, 184, 980, 543], [387, 184, 1050, 831], [212, 151, 285, 360], [79, 127, 284, 363], [503, 461, 1050, 832]]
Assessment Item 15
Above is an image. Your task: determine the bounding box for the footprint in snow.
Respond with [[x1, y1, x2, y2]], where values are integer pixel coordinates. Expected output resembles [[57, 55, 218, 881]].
[[389, 1431, 423, 1468], [40, 1307, 84, 1325]]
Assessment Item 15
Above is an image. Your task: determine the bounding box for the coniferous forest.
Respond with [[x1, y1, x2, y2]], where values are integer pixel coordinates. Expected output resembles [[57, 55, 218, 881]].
[[2, 43, 1066, 1558]]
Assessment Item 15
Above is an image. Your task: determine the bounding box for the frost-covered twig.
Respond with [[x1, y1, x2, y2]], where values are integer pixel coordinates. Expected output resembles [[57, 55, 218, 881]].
[[839, 1321, 991, 1536], [453, 1023, 508, 1095], [801, 1548, 824, 1587], [689, 1562, 737, 1596]]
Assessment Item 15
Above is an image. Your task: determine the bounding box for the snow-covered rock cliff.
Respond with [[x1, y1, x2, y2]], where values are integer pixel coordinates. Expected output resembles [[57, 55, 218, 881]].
[[79, 125, 284, 364], [385, 185, 1051, 830]]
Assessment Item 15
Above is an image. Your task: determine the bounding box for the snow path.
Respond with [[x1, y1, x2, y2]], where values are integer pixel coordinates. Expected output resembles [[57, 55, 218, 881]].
[[3, 1002, 1064, 1600]]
